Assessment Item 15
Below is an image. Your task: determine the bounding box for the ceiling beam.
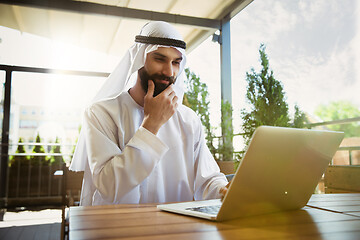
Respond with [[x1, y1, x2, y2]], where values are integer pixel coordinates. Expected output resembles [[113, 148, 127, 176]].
[[186, 0, 254, 53], [11, 5, 25, 32], [217, 0, 253, 21], [0, 0, 221, 30]]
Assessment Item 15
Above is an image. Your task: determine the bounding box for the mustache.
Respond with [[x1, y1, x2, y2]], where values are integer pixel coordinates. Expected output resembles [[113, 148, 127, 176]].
[[151, 74, 175, 84], [138, 67, 177, 97]]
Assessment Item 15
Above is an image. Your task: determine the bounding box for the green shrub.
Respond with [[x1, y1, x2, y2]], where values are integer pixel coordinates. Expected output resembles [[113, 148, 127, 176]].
[[9, 137, 29, 166], [30, 134, 49, 166], [50, 137, 65, 166]]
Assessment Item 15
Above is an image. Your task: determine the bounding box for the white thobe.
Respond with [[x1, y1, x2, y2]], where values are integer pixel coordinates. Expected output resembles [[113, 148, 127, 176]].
[[80, 91, 228, 206]]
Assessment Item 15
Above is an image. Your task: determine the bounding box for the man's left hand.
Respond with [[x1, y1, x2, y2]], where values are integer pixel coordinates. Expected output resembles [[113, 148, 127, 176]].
[[219, 182, 231, 201]]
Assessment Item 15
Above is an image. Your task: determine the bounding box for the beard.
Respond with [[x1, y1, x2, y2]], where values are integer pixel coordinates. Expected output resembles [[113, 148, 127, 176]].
[[138, 67, 176, 97]]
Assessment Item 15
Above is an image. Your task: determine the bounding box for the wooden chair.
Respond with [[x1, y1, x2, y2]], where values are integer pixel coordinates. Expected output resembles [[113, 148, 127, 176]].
[[324, 165, 360, 193], [61, 168, 84, 240], [66, 169, 84, 206], [225, 174, 235, 182]]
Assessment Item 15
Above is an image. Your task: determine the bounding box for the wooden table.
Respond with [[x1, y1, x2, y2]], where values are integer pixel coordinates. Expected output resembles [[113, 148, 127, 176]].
[[69, 194, 360, 239]]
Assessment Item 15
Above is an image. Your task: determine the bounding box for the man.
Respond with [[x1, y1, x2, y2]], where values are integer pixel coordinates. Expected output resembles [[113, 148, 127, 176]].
[[70, 21, 228, 206]]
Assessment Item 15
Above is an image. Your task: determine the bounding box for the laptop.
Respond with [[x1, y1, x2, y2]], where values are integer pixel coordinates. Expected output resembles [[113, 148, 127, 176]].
[[157, 126, 344, 221]]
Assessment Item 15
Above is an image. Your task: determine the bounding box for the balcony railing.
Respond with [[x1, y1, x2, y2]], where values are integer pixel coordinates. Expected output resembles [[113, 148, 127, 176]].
[[336, 146, 360, 165], [5, 141, 74, 207], [0, 64, 109, 208]]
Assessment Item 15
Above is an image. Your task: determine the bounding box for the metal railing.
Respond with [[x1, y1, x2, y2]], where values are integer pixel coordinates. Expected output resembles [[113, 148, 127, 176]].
[[7, 159, 65, 200], [5, 141, 74, 207], [306, 117, 360, 128], [335, 146, 360, 165], [306, 117, 360, 166], [0, 64, 109, 208], [213, 118, 360, 165]]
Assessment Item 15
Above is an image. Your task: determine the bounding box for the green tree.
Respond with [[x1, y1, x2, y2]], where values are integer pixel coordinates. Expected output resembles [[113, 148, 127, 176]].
[[314, 101, 360, 137], [218, 100, 234, 161], [50, 137, 65, 166], [31, 133, 49, 166], [9, 137, 28, 166], [292, 105, 307, 129], [241, 44, 307, 148], [183, 68, 216, 156]]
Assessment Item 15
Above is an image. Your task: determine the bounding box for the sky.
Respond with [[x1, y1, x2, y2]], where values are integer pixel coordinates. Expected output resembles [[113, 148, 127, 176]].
[[187, 0, 360, 134], [0, 0, 360, 143]]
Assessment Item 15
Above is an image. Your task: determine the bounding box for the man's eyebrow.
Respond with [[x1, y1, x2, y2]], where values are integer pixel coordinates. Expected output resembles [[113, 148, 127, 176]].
[[152, 52, 183, 61], [152, 52, 167, 58]]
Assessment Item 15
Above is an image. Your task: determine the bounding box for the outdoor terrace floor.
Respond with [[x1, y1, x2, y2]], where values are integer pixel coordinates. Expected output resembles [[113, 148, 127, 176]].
[[0, 208, 61, 240]]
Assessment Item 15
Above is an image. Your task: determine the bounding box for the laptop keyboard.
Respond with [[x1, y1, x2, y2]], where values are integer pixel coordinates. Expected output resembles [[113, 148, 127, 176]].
[[185, 205, 221, 215]]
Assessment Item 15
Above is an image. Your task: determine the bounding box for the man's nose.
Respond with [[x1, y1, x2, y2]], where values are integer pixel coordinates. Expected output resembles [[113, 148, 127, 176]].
[[162, 62, 174, 77]]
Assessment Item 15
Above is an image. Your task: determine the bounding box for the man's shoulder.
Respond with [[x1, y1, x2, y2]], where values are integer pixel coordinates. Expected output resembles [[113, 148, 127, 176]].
[[178, 104, 197, 116], [88, 92, 129, 111], [85, 93, 126, 119], [177, 104, 201, 125]]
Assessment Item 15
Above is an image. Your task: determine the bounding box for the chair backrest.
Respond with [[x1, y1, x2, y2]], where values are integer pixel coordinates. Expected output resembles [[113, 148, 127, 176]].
[[324, 165, 360, 193], [65, 169, 84, 206]]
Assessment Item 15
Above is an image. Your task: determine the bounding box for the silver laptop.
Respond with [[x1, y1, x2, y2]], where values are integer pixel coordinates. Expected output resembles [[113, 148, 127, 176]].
[[157, 126, 344, 221]]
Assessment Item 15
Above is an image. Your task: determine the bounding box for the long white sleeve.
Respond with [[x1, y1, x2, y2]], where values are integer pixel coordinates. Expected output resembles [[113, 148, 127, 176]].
[[84, 106, 168, 203]]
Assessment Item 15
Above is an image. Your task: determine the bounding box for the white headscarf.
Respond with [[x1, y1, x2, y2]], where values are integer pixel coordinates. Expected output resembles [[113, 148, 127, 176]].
[[70, 21, 187, 171]]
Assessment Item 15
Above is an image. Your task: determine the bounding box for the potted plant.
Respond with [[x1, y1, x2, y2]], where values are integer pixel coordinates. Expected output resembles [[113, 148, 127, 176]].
[[216, 100, 236, 174]]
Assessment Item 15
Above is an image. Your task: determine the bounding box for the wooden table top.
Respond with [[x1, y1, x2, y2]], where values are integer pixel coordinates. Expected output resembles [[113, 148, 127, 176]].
[[69, 193, 360, 240]]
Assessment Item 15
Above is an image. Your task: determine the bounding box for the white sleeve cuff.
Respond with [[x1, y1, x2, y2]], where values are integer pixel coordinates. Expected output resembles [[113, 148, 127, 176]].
[[127, 126, 169, 159]]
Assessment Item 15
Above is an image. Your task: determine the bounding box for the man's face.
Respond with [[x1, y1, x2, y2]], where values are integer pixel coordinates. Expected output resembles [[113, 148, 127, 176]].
[[139, 47, 183, 97]]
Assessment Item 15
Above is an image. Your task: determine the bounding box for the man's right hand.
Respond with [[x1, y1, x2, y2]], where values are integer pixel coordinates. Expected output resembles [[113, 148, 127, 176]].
[[141, 80, 178, 135]]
